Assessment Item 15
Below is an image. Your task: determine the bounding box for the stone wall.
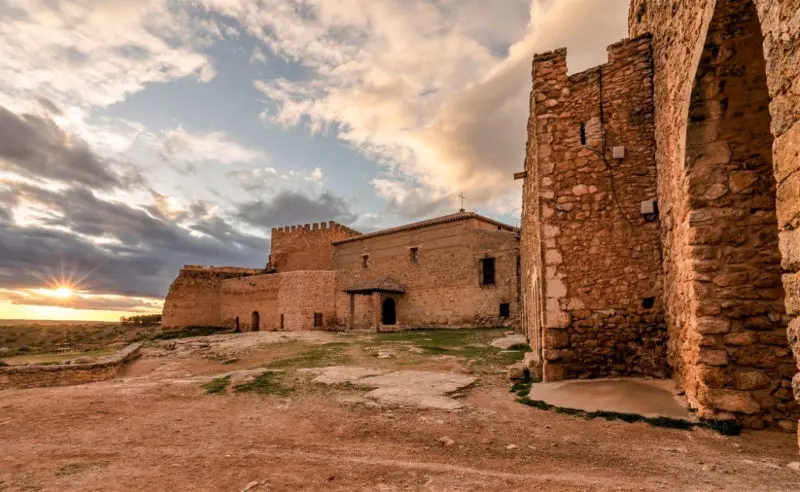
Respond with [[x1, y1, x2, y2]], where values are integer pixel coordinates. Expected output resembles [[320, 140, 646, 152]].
[[629, 0, 800, 431], [162, 266, 263, 329], [270, 222, 360, 272], [522, 36, 667, 381], [219, 271, 337, 332], [334, 215, 520, 331], [0, 343, 142, 390]]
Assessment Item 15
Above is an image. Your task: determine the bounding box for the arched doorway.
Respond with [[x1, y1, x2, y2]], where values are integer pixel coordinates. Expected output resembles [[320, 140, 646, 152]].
[[680, 0, 794, 425], [234, 316, 240, 332], [251, 311, 260, 332], [381, 298, 396, 326]]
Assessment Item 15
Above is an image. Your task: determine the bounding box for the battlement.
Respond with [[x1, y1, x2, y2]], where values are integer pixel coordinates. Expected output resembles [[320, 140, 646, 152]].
[[271, 221, 361, 237], [181, 265, 263, 275]]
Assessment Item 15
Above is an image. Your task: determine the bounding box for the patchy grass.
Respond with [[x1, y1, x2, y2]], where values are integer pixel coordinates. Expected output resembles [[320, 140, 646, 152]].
[[55, 461, 108, 477], [233, 371, 293, 396], [266, 342, 351, 369], [0, 348, 116, 366], [203, 376, 231, 394], [152, 326, 229, 341], [0, 321, 157, 358]]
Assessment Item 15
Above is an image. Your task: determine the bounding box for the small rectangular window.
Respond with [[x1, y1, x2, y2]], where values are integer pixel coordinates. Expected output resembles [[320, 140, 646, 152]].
[[500, 303, 510, 318], [409, 247, 419, 264], [313, 313, 323, 327], [480, 257, 496, 285], [362, 254, 369, 269], [280, 314, 284, 330]]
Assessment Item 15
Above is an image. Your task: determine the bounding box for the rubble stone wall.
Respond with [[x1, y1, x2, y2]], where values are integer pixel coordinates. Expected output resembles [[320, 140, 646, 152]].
[[334, 218, 520, 331], [0, 343, 142, 390], [629, 0, 800, 431], [523, 36, 667, 381], [270, 222, 360, 272], [162, 267, 263, 329], [220, 274, 280, 331]]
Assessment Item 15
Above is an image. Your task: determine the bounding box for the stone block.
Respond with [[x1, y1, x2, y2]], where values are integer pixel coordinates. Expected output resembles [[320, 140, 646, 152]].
[[723, 331, 758, 347], [545, 329, 570, 349], [776, 171, 800, 229], [699, 387, 761, 415], [695, 317, 731, 335], [542, 362, 567, 382], [697, 349, 729, 366], [773, 121, 800, 183], [779, 229, 800, 273], [735, 369, 771, 391], [784, 273, 800, 315]]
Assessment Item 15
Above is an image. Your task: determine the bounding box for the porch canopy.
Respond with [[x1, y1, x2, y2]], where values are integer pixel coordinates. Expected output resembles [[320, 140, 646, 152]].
[[344, 277, 406, 295]]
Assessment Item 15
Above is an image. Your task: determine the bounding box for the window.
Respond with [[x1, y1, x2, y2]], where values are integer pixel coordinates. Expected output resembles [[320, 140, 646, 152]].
[[499, 303, 510, 318], [580, 123, 587, 146], [313, 312, 323, 327], [480, 257, 496, 286], [409, 247, 419, 264], [362, 254, 369, 269], [280, 314, 284, 330], [642, 297, 656, 310]]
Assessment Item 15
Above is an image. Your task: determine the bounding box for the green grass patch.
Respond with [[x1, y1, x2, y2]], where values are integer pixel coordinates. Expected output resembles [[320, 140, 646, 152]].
[[152, 326, 229, 340], [266, 342, 351, 369], [233, 371, 292, 396], [203, 376, 231, 394], [516, 396, 736, 434]]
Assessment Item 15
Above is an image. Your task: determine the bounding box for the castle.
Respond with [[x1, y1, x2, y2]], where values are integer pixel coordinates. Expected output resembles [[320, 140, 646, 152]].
[[163, 212, 520, 333], [163, 0, 800, 441], [519, 0, 800, 435]]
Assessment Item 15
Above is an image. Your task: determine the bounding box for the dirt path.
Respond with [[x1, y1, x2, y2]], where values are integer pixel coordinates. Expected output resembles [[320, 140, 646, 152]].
[[1, 330, 798, 491]]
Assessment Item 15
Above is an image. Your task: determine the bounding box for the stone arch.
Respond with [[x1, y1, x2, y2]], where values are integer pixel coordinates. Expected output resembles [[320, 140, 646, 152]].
[[381, 298, 396, 326], [251, 311, 260, 332], [678, 0, 797, 429]]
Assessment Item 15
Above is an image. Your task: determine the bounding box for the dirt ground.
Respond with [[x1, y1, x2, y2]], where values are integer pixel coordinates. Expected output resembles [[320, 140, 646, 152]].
[[1, 329, 799, 491]]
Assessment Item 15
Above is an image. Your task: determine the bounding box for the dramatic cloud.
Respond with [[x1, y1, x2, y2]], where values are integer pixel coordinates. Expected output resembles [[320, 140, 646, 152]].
[[237, 190, 357, 229], [0, 106, 124, 189], [0, 288, 162, 313], [204, 0, 628, 217]]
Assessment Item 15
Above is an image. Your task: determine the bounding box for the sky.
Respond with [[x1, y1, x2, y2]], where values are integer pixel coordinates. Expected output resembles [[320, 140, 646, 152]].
[[0, 0, 629, 321]]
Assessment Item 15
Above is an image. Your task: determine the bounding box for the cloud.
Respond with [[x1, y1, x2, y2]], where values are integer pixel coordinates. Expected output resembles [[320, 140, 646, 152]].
[[0, 180, 268, 298], [0, 105, 124, 189], [206, 0, 628, 217], [237, 190, 357, 229], [158, 126, 266, 166], [0, 288, 163, 313], [0, 0, 217, 112]]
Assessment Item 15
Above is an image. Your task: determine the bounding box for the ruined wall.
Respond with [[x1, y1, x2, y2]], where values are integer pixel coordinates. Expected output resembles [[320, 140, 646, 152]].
[[523, 36, 667, 381], [0, 343, 142, 390], [334, 216, 520, 331], [220, 271, 337, 332], [270, 222, 360, 272], [630, 0, 800, 431], [162, 266, 263, 329]]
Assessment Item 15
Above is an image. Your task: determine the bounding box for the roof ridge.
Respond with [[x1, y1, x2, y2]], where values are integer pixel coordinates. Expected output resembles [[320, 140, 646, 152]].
[[332, 211, 517, 245]]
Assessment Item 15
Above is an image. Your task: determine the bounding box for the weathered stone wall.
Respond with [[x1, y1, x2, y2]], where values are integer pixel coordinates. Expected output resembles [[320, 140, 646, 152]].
[[162, 266, 263, 329], [629, 0, 800, 431], [334, 216, 520, 331], [278, 271, 338, 331], [522, 36, 667, 381], [270, 222, 360, 272], [220, 271, 337, 331], [0, 343, 142, 390], [220, 274, 280, 331]]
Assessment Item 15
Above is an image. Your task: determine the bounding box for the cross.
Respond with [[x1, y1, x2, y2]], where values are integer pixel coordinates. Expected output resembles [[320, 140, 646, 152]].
[[458, 192, 465, 212]]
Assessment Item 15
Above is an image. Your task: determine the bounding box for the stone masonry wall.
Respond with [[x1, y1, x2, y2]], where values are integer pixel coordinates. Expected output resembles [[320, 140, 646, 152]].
[[630, 0, 800, 432], [524, 36, 667, 381], [0, 343, 142, 390], [162, 266, 263, 329], [334, 217, 520, 331], [220, 271, 337, 332], [270, 222, 360, 272]]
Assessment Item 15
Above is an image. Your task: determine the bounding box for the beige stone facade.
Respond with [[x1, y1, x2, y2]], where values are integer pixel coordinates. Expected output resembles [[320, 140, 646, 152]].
[[163, 213, 520, 333], [520, 0, 800, 434]]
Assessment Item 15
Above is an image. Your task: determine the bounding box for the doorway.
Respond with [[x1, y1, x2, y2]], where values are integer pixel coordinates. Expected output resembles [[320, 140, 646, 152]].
[[381, 298, 396, 326], [251, 311, 260, 332]]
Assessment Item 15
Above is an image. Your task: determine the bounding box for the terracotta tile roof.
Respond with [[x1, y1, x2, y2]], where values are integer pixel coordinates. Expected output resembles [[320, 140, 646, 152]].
[[344, 277, 406, 294], [332, 211, 517, 245]]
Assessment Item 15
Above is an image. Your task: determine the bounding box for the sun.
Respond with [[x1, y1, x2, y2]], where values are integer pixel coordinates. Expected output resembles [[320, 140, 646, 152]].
[[52, 286, 74, 299]]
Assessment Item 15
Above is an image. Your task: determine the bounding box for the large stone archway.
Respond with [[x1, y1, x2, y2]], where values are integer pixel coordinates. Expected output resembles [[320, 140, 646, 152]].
[[629, 0, 800, 435]]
